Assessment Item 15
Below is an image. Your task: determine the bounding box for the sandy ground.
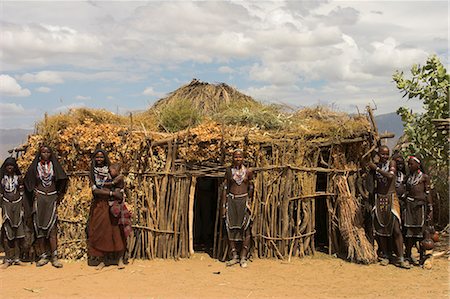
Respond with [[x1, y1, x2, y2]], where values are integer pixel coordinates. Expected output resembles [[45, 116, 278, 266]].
[[0, 252, 448, 299]]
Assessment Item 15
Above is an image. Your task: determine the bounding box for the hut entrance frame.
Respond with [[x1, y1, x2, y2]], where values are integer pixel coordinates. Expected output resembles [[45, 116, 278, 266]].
[[193, 176, 219, 255]]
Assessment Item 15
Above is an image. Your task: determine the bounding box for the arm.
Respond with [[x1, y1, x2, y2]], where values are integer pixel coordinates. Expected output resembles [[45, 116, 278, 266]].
[[247, 169, 254, 199], [93, 187, 123, 201], [102, 181, 113, 188], [221, 168, 231, 218], [368, 160, 396, 180], [424, 174, 433, 222]]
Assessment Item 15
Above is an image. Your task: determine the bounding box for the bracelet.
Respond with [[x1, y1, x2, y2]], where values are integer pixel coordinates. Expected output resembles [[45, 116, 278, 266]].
[[376, 167, 380, 172], [109, 191, 113, 197]]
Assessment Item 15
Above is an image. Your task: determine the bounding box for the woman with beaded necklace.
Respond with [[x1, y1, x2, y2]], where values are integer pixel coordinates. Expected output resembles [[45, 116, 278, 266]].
[[24, 145, 68, 268], [0, 157, 26, 269], [87, 149, 126, 270]]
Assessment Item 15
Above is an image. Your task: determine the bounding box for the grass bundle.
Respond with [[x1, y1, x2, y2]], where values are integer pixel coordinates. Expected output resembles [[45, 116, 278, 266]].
[[213, 101, 286, 130], [335, 175, 376, 264]]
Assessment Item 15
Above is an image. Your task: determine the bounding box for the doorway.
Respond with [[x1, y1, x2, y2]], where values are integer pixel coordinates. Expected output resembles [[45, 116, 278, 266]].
[[314, 173, 329, 252], [193, 177, 219, 255]]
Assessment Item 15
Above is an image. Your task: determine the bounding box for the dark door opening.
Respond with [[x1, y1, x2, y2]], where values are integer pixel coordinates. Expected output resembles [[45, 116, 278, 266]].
[[194, 177, 218, 255], [314, 173, 329, 252]]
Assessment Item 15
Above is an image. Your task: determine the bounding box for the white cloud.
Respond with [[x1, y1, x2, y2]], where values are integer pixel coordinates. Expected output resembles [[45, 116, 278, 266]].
[[18, 71, 64, 84], [75, 95, 91, 100], [218, 66, 235, 74], [1, 22, 103, 70], [362, 37, 429, 76], [54, 102, 86, 113], [106, 96, 114, 100], [142, 86, 164, 98], [0, 75, 31, 97], [0, 102, 26, 114], [35, 86, 51, 93], [17, 70, 143, 84]]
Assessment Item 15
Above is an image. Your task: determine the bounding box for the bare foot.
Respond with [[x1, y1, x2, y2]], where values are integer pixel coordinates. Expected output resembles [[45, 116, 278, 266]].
[[225, 257, 239, 267], [118, 258, 125, 270], [379, 258, 389, 266], [240, 258, 248, 268], [96, 262, 105, 270], [423, 257, 433, 270], [36, 256, 49, 267], [1, 261, 12, 269], [51, 257, 63, 268]]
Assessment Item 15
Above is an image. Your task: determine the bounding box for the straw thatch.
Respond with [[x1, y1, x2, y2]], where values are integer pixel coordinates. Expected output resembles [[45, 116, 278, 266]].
[[153, 78, 256, 115]]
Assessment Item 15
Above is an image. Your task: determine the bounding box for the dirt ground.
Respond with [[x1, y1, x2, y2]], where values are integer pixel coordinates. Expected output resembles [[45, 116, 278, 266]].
[[0, 252, 448, 299]]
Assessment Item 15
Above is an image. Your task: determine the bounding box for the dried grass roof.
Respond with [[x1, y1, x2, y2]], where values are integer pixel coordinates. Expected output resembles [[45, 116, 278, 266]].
[[19, 80, 371, 170], [153, 79, 256, 115]]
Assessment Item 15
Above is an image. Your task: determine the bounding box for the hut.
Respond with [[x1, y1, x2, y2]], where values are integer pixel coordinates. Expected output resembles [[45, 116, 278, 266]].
[[13, 79, 391, 264]]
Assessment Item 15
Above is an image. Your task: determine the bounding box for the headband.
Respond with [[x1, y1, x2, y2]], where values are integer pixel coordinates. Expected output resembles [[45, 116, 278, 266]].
[[409, 156, 421, 164]]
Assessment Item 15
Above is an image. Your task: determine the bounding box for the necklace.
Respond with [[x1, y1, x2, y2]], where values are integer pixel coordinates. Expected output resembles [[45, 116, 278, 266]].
[[376, 161, 389, 182], [2, 175, 18, 193], [407, 170, 423, 187], [395, 171, 405, 187], [37, 161, 54, 187], [232, 165, 247, 186], [94, 166, 111, 188]]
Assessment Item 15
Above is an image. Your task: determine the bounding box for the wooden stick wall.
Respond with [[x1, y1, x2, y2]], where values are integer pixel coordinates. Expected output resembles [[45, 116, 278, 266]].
[[57, 137, 367, 261]]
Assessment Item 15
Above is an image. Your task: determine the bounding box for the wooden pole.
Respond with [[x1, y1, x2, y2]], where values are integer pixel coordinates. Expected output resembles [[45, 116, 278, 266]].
[[281, 167, 292, 256], [188, 176, 197, 256]]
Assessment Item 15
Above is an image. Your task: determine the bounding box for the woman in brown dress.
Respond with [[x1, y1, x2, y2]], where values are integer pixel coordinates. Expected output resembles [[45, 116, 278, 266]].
[[87, 149, 125, 270]]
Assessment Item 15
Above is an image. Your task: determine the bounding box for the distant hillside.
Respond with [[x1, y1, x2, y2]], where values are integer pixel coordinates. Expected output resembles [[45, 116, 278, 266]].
[[375, 112, 404, 150], [0, 129, 33, 161]]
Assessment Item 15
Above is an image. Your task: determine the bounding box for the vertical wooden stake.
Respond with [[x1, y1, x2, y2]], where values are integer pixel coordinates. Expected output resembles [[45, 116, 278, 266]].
[[188, 176, 197, 256]]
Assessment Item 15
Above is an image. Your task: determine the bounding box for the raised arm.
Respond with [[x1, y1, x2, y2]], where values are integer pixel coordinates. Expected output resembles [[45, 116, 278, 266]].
[[368, 159, 396, 180]]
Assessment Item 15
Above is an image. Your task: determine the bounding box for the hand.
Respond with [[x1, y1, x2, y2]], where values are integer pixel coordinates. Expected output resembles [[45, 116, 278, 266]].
[[371, 153, 380, 164], [221, 207, 226, 219], [427, 211, 433, 222], [368, 162, 377, 171]]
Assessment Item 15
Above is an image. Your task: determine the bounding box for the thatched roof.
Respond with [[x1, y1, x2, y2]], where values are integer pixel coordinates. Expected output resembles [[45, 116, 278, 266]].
[[152, 79, 256, 115]]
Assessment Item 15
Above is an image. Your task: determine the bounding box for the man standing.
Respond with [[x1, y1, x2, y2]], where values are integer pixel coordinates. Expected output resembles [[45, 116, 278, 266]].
[[404, 156, 433, 266], [221, 149, 254, 268], [367, 145, 409, 269]]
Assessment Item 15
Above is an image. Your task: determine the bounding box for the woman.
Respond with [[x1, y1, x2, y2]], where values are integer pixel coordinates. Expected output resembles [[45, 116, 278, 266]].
[[1, 157, 26, 268], [404, 156, 432, 265], [221, 149, 254, 268], [24, 145, 68, 268], [87, 149, 125, 270]]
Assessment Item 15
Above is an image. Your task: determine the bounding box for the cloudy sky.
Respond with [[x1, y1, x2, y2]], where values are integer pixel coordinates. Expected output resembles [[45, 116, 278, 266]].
[[0, 0, 448, 129]]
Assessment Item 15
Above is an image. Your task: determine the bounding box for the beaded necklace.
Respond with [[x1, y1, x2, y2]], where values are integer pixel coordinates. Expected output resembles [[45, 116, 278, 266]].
[[2, 175, 18, 193], [407, 170, 423, 187], [232, 165, 247, 186], [37, 161, 54, 187], [94, 166, 111, 188]]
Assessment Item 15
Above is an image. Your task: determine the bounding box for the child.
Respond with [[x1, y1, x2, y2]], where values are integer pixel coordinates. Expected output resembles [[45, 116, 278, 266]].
[[103, 163, 131, 269], [103, 163, 125, 212]]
